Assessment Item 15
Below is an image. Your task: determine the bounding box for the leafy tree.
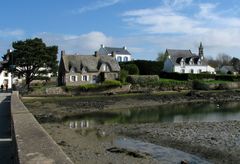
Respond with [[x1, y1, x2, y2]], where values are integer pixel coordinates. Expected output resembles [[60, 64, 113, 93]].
[[3, 38, 58, 89], [231, 57, 240, 72], [119, 63, 139, 75], [156, 52, 168, 62]]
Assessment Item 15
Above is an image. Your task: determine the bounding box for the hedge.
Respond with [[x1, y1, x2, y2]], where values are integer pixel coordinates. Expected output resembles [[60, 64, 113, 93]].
[[126, 75, 159, 86]]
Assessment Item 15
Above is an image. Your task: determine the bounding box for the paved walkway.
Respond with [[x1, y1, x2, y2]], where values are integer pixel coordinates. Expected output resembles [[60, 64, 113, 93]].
[[0, 92, 15, 163]]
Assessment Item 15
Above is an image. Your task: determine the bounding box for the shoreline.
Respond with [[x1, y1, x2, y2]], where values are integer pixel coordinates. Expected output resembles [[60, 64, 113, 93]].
[[23, 90, 240, 163]]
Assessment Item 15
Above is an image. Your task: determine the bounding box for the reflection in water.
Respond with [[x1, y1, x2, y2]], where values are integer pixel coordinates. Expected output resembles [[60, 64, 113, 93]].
[[64, 102, 240, 127], [69, 120, 90, 129], [114, 137, 211, 164]]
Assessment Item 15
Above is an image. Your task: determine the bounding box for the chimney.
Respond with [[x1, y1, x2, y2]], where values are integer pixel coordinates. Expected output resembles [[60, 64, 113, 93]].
[[111, 51, 116, 58], [123, 46, 127, 50], [7, 49, 12, 53], [101, 44, 105, 48], [61, 50, 65, 57], [94, 51, 99, 57]]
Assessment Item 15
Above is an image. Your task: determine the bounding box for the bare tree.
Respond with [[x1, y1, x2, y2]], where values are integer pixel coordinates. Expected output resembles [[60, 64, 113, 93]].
[[216, 53, 232, 66]]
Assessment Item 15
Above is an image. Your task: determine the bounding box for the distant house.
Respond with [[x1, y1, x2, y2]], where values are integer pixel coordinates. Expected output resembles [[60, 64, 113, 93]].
[[58, 51, 120, 86], [163, 43, 215, 74], [0, 61, 12, 89], [219, 66, 238, 75], [98, 44, 132, 62]]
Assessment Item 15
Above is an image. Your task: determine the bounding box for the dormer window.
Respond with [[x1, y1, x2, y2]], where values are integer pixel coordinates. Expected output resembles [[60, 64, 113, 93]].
[[102, 64, 110, 72], [70, 67, 76, 73], [189, 59, 193, 65], [198, 59, 202, 65], [180, 59, 185, 67], [82, 67, 87, 73]]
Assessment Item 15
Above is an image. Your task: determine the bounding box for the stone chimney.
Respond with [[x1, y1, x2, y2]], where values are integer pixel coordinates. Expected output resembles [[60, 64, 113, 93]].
[[94, 51, 99, 57], [111, 51, 116, 58], [101, 44, 105, 48], [123, 46, 127, 50]]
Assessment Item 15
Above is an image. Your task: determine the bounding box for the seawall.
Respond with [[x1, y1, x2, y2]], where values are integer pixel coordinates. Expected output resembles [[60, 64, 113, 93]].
[[11, 91, 73, 164]]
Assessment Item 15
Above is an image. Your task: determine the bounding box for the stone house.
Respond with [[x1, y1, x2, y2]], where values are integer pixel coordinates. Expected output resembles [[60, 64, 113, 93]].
[[58, 51, 120, 86], [219, 66, 238, 75], [98, 44, 132, 62], [163, 43, 215, 74]]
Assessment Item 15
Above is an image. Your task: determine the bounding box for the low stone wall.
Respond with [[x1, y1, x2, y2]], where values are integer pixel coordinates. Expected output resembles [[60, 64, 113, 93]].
[[11, 91, 73, 164]]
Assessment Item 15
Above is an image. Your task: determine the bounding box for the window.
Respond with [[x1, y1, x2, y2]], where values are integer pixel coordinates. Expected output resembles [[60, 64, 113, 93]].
[[70, 75, 77, 82], [103, 64, 106, 71], [198, 60, 202, 65], [82, 75, 88, 81], [124, 57, 128, 62], [180, 60, 185, 67], [4, 72, 8, 77], [92, 75, 97, 81], [198, 69, 202, 73], [117, 56, 122, 62], [181, 69, 185, 73], [190, 69, 194, 73]]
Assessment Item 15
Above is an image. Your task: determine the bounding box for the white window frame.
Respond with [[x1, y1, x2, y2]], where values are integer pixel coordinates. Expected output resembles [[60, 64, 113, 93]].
[[117, 56, 122, 62], [124, 56, 128, 62], [70, 75, 78, 82], [82, 75, 89, 81]]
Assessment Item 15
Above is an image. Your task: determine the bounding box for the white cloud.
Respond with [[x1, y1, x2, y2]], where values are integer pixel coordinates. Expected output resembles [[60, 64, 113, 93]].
[[0, 29, 25, 37], [72, 0, 120, 14], [37, 31, 113, 56], [121, 1, 240, 58], [163, 0, 192, 9]]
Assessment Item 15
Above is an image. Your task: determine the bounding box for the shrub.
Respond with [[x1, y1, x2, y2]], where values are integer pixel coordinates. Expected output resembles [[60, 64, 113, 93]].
[[215, 75, 240, 81], [126, 75, 159, 86], [102, 80, 122, 87], [119, 70, 128, 83], [192, 80, 209, 90], [120, 63, 139, 75]]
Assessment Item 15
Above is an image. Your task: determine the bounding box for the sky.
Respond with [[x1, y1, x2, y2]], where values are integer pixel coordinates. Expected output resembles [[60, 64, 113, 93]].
[[1, 0, 240, 60]]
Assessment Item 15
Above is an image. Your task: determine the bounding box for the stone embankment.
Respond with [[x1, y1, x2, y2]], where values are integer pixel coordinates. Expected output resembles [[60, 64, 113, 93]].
[[11, 91, 73, 164]]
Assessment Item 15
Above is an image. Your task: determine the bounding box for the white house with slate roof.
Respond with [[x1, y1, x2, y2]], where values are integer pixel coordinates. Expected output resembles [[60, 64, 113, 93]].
[[98, 44, 132, 62], [163, 43, 215, 74]]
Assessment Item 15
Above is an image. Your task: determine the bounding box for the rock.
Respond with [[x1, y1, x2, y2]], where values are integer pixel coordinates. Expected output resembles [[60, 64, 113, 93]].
[[181, 160, 189, 164]]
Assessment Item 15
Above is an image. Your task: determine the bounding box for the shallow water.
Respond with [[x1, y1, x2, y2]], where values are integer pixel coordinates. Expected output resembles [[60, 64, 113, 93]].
[[64, 101, 240, 126], [114, 137, 211, 164]]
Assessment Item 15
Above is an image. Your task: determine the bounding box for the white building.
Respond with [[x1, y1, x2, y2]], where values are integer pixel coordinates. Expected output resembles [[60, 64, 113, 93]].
[[98, 44, 132, 62], [163, 43, 215, 74], [0, 62, 12, 89]]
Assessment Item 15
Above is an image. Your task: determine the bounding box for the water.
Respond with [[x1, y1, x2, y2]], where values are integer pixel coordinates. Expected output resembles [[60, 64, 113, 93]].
[[64, 102, 240, 126], [114, 137, 211, 164]]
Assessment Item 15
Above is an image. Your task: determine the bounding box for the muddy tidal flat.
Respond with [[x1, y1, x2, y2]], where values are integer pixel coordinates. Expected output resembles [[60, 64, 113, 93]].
[[23, 90, 240, 164]]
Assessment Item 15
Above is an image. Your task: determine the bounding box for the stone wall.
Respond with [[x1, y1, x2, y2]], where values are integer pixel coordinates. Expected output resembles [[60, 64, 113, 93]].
[[11, 91, 73, 164]]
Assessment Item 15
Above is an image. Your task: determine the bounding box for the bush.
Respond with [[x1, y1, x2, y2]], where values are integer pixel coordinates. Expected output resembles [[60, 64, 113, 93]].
[[120, 63, 139, 75], [120, 60, 163, 75], [126, 75, 159, 86], [192, 80, 209, 90], [102, 80, 122, 87], [119, 70, 128, 83], [215, 75, 240, 81]]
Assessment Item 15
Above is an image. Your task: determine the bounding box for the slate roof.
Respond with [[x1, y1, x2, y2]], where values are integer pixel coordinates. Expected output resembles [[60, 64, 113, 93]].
[[220, 66, 237, 72], [166, 49, 207, 66], [61, 54, 120, 73], [103, 47, 131, 55]]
